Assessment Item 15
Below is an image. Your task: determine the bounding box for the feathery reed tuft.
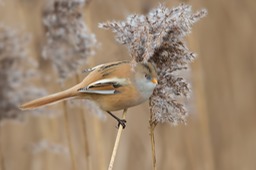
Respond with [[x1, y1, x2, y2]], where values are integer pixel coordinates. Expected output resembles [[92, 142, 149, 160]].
[[99, 4, 207, 125], [0, 24, 47, 121], [42, 0, 97, 80]]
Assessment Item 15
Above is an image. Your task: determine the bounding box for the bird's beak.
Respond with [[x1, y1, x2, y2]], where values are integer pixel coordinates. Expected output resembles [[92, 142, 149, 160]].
[[151, 78, 158, 84]]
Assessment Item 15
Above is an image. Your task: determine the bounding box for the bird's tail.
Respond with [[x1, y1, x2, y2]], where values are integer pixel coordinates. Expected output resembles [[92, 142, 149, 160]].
[[20, 87, 78, 110]]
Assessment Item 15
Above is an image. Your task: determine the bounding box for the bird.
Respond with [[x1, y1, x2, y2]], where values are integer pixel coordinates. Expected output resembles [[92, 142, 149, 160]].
[[20, 60, 158, 128]]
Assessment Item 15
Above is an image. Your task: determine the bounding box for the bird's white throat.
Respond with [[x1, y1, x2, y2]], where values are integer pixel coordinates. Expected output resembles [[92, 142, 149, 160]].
[[136, 80, 156, 100]]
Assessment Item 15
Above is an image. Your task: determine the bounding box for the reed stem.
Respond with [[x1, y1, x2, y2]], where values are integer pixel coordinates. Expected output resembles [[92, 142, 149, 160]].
[[75, 74, 91, 170], [108, 109, 127, 170], [63, 101, 77, 170], [0, 128, 5, 170], [149, 116, 157, 170]]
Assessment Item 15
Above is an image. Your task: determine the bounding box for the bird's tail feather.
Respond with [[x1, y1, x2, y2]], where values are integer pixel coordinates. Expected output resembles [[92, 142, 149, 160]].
[[20, 87, 77, 110]]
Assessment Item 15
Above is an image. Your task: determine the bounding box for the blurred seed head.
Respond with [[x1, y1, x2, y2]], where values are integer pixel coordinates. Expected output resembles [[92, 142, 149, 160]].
[[67, 99, 106, 120], [42, 0, 97, 81], [30, 140, 69, 155], [99, 4, 207, 125], [0, 24, 47, 122]]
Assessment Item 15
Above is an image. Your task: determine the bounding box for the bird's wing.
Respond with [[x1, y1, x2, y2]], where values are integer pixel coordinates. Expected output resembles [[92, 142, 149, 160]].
[[82, 64, 105, 73], [78, 78, 128, 95], [82, 60, 130, 73]]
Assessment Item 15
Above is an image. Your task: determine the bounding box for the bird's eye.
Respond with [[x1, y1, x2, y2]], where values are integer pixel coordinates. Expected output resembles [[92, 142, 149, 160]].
[[145, 74, 151, 80]]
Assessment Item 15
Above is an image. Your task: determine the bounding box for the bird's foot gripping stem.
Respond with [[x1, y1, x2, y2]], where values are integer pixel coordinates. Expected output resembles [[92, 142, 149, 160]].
[[107, 111, 127, 129]]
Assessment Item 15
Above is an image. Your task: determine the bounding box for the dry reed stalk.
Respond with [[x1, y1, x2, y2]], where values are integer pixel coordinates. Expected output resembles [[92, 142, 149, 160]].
[[0, 153, 4, 170], [108, 109, 127, 170], [149, 118, 157, 170], [0, 129, 5, 170], [74, 2, 94, 169], [80, 111, 91, 170], [187, 35, 215, 169], [75, 74, 91, 170], [92, 115, 106, 170], [63, 100, 77, 170]]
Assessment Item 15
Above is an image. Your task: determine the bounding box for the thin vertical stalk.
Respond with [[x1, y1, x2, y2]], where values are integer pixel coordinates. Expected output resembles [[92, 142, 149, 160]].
[[0, 128, 5, 170], [108, 109, 127, 170], [149, 117, 157, 170], [80, 113, 91, 170], [63, 101, 77, 170], [187, 34, 215, 170], [75, 74, 91, 170]]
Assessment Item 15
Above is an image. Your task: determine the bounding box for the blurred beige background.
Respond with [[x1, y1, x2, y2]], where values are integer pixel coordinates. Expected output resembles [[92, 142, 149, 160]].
[[0, 0, 256, 170]]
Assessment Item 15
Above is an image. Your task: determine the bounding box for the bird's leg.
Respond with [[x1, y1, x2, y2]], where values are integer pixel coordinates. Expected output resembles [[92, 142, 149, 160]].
[[107, 111, 127, 129]]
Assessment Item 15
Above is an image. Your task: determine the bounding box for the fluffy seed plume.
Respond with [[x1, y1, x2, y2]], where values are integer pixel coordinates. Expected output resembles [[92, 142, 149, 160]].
[[30, 140, 69, 155], [42, 0, 97, 80], [99, 4, 207, 125], [0, 24, 47, 121]]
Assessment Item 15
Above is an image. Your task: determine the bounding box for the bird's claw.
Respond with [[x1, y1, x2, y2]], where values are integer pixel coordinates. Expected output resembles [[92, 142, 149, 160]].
[[116, 119, 127, 129]]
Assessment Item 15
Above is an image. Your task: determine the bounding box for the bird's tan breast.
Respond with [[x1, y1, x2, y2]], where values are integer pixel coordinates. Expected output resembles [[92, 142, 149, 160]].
[[86, 84, 145, 111]]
